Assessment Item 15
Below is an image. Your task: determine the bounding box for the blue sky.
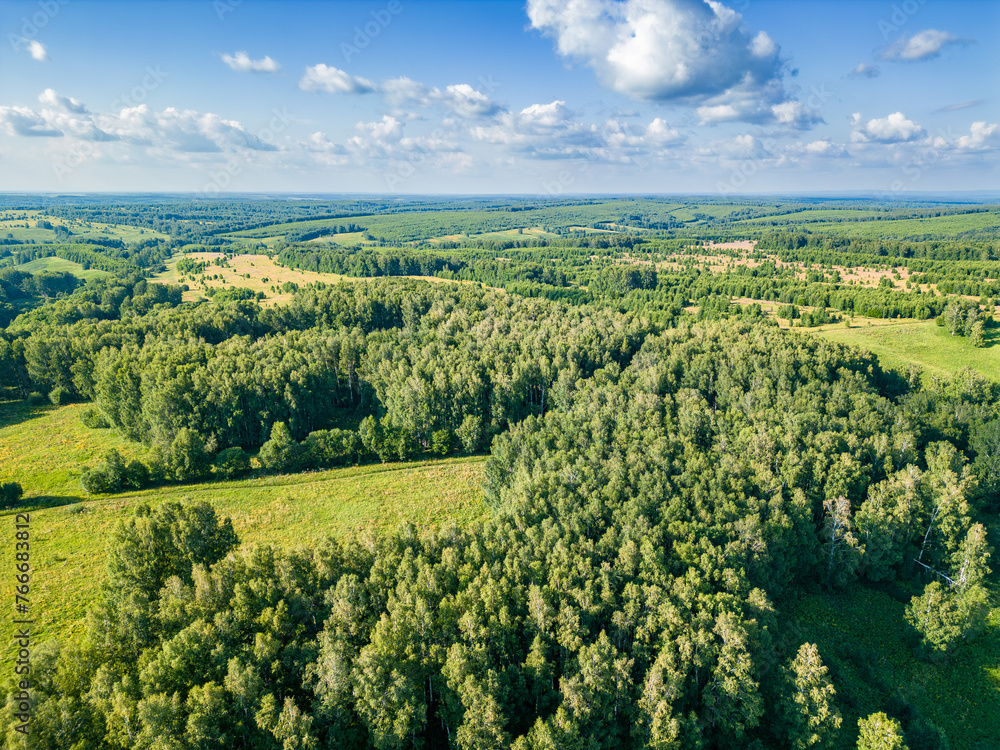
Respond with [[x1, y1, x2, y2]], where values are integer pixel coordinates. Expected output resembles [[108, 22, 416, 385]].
[[0, 0, 997, 194]]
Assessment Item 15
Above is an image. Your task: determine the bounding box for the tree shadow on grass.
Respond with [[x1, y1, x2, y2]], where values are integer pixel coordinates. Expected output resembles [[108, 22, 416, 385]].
[[0, 494, 88, 515], [0, 399, 53, 432]]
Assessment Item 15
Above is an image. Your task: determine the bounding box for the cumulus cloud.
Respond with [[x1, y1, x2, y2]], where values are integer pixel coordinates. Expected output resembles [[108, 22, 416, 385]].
[[645, 117, 684, 145], [881, 30, 971, 61], [471, 100, 685, 162], [0, 106, 62, 137], [299, 64, 377, 94], [303, 132, 350, 166], [438, 84, 503, 119], [803, 139, 848, 158], [381, 77, 502, 120], [0, 92, 279, 155], [850, 62, 880, 78], [526, 0, 783, 102], [38, 89, 88, 114], [25, 39, 47, 61], [518, 100, 574, 130], [382, 77, 434, 108], [851, 112, 924, 143], [770, 101, 824, 129], [221, 52, 280, 73], [952, 121, 1000, 151]]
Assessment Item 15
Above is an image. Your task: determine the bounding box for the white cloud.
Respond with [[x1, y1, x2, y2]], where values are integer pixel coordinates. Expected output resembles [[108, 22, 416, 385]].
[[472, 101, 684, 163], [381, 78, 502, 120], [221, 52, 280, 73], [303, 132, 349, 166], [645, 117, 684, 145], [953, 121, 1000, 151], [881, 30, 970, 61], [299, 64, 377, 94], [0, 106, 62, 136], [696, 103, 740, 125], [803, 139, 848, 158], [851, 112, 924, 143], [850, 62, 880, 78], [770, 101, 824, 130], [518, 100, 573, 130], [26, 39, 47, 61], [438, 84, 503, 119], [38, 89, 88, 114], [382, 77, 434, 108], [526, 0, 783, 102], [0, 93, 278, 155]]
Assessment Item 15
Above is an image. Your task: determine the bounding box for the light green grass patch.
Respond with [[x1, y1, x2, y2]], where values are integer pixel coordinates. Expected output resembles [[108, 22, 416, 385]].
[[810, 319, 1000, 382], [0, 401, 145, 498], [15, 256, 112, 280], [0, 434, 485, 656]]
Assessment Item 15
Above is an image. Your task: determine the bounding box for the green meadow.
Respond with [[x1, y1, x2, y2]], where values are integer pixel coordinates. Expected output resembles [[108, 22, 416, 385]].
[[14, 255, 112, 281], [810, 319, 1000, 382], [0, 401, 485, 655]]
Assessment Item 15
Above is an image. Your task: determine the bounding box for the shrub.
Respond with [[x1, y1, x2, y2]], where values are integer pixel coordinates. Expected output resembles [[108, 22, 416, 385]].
[[213, 447, 251, 479], [300, 429, 361, 470], [169, 428, 212, 483], [456, 415, 483, 453], [81, 464, 120, 494], [0, 482, 24, 507], [48, 386, 70, 406], [124, 460, 150, 490], [80, 406, 111, 429], [26, 391, 45, 406], [258, 422, 300, 473], [431, 429, 452, 456]]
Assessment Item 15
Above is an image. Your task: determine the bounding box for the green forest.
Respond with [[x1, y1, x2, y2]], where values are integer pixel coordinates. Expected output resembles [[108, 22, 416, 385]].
[[0, 195, 997, 749]]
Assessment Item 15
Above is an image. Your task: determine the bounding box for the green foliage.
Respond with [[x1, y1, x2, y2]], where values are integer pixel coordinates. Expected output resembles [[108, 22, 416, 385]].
[[904, 581, 990, 659], [213, 446, 251, 479], [857, 713, 908, 750], [778, 643, 843, 749], [0, 481, 23, 507], [104, 500, 238, 601], [166, 427, 212, 483], [431, 428, 452, 456], [80, 405, 111, 429], [48, 385, 70, 405], [4, 197, 1000, 749], [258, 421, 299, 473]]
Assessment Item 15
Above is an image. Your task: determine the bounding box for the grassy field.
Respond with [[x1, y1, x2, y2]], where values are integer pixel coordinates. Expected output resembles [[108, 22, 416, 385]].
[[14, 255, 112, 281], [152, 251, 487, 303], [810, 319, 1000, 381], [800, 210, 1000, 239], [0, 210, 170, 244], [0, 400, 486, 654], [152, 252, 349, 304], [0, 401, 147, 497]]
